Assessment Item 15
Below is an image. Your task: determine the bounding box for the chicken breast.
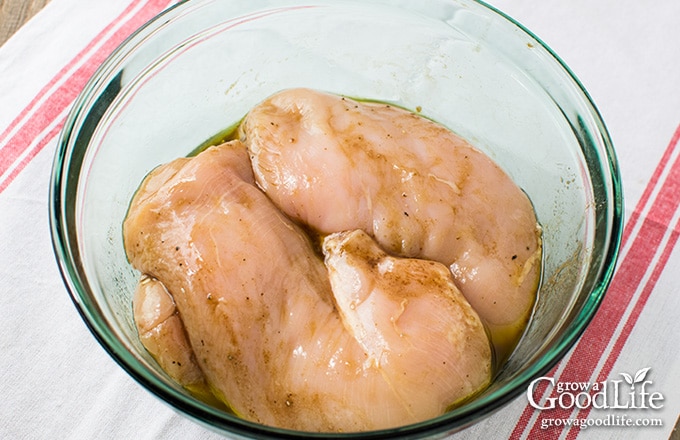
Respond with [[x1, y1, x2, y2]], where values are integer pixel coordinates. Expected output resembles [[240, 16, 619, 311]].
[[323, 229, 491, 416], [240, 88, 542, 356], [132, 275, 222, 407], [123, 140, 492, 431]]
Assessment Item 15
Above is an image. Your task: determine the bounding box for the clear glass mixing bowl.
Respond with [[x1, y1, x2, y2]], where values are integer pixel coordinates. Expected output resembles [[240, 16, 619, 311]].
[[50, 0, 623, 438]]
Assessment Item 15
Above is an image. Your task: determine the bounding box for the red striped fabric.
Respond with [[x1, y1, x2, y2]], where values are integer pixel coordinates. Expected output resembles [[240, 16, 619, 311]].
[[511, 124, 680, 439], [619, 127, 680, 250], [3, 1, 677, 436], [0, 0, 176, 194]]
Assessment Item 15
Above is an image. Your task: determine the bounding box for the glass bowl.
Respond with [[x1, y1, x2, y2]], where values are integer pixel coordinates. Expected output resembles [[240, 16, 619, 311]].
[[49, 0, 623, 438]]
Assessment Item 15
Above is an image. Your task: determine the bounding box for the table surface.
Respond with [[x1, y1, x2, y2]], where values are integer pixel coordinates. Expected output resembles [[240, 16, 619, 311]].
[[1, 1, 679, 439], [0, 0, 51, 46]]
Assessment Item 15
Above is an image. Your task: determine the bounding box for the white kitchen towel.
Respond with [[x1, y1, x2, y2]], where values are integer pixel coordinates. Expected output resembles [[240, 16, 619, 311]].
[[1, 0, 678, 439]]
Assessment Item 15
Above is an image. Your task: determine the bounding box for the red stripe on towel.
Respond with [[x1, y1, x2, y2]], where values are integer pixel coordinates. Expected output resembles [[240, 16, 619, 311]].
[[0, 0, 174, 193], [511, 123, 680, 439]]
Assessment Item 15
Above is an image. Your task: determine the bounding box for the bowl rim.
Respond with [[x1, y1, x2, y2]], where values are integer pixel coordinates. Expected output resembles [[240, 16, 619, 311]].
[[49, 0, 624, 438]]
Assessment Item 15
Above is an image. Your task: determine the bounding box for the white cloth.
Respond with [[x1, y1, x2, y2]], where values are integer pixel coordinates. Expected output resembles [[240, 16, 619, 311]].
[[1, 1, 678, 439]]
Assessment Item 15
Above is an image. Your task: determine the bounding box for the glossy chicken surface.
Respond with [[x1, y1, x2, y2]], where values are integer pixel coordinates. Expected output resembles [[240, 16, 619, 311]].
[[132, 275, 221, 406], [123, 140, 492, 431], [323, 229, 492, 414], [241, 88, 542, 353]]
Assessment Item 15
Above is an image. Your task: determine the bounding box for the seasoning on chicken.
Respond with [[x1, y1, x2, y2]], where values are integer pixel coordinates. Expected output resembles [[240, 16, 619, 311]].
[[123, 140, 492, 432], [240, 88, 542, 358], [132, 275, 221, 407]]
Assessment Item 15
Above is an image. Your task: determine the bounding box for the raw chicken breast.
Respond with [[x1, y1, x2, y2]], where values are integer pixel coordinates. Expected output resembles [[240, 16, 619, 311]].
[[323, 229, 491, 414], [132, 275, 221, 406], [240, 88, 542, 355], [123, 140, 492, 431]]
